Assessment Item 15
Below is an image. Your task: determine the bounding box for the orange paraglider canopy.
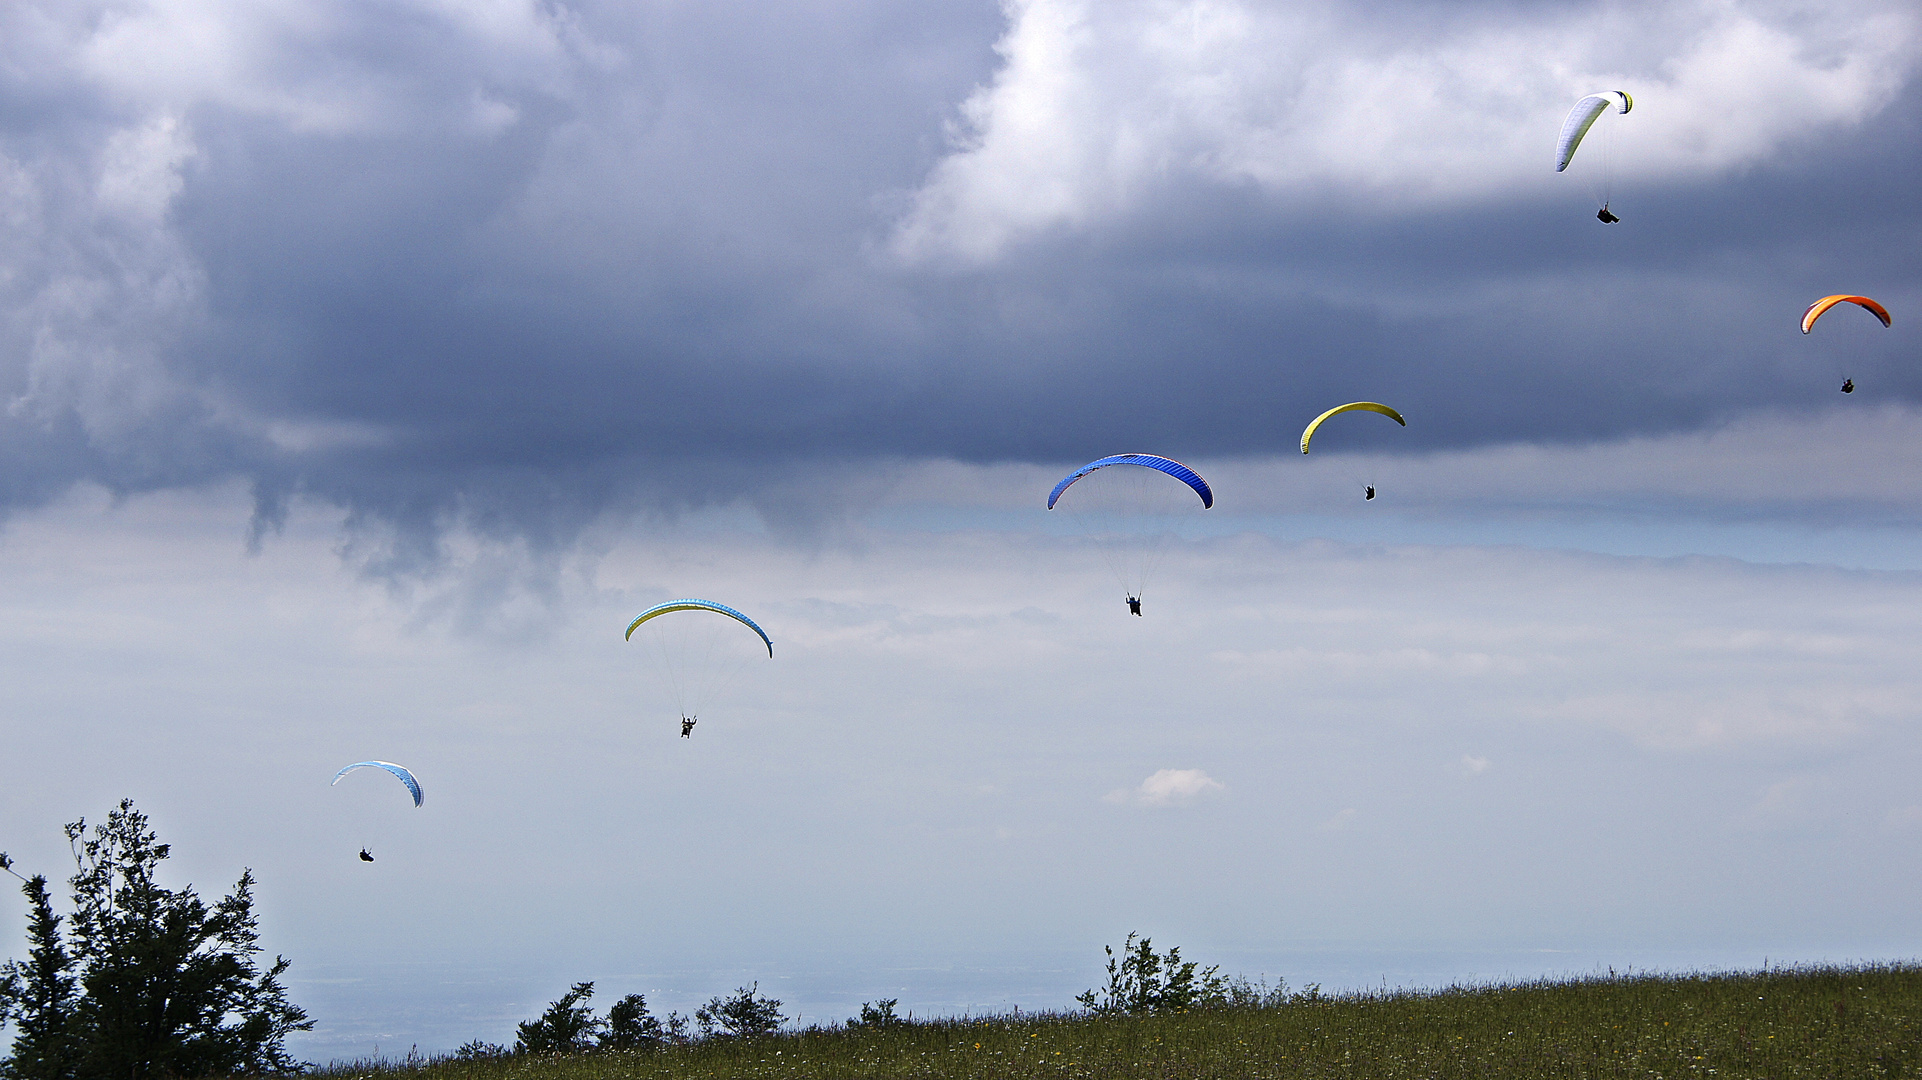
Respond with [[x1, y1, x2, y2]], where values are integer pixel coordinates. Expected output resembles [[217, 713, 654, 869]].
[[1802, 295, 1891, 334]]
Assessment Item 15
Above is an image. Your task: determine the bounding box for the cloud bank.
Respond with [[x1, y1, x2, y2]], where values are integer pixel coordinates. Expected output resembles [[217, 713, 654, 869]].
[[1, 0, 1917, 567], [894, 0, 1919, 260]]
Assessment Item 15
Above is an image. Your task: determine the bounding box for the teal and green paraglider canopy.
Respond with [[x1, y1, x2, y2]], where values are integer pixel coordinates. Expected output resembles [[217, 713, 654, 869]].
[[625, 600, 773, 657]]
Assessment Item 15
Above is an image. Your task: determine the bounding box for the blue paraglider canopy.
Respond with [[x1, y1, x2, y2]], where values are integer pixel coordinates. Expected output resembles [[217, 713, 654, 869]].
[[331, 761, 424, 807], [1047, 454, 1214, 510]]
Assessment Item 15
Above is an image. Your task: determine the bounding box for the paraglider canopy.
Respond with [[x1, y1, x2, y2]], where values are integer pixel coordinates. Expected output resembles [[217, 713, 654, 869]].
[[1802, 295, 1891, 334], [1047, 454, 1214, 610], [625, 600, 773, 657], [330, 761, 424, 807], [1300, 403, 1407, 454], [1047, 454, 1213, 510], [1555, 91, 1632, 173]]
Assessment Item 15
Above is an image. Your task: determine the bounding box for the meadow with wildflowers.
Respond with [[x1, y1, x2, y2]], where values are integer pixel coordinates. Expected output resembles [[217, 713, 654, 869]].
[[307, 962, 1921, 1079]]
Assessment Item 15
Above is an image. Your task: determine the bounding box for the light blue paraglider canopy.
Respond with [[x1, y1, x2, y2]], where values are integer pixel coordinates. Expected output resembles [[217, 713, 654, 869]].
[[331, 761, 423, 807], [625, 599, 774, 657], [1047, 454, 1214, 510]]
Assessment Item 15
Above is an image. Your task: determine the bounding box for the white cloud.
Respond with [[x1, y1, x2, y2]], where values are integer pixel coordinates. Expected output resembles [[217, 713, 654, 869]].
[[70, 0, 586, 134], [95, 115, 194, 223], [1460, 754, 1490, 774], [1, 122, 205, 453], [893, 0, 1921, 260], [0, 0, 608, 478], [1107, 767, 1226, 806]]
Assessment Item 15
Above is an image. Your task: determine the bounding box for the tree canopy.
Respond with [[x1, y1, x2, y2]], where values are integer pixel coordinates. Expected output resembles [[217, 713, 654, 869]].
[[0, 799, 311, 1079]]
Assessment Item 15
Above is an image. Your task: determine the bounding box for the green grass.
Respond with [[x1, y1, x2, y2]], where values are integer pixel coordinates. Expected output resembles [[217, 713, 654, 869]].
[[308, 963, 1922, 1079]]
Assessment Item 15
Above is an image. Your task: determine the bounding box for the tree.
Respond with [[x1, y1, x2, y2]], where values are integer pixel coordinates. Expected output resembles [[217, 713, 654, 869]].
[[514, 982, 604, 1055], [847, 998, 906, 1029], [601, 993, 667, 1051], [695, 983, 784, 1038], [1076, 932, 1228, 1015], [0, 800, 311, 1078], [450, 1039, 508, 1061], [0, 872, 78, 1080], [508, 984, 691, 1056]]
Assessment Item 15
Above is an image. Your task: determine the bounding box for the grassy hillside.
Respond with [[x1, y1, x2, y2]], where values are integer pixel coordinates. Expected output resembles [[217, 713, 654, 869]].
[[310, 963, 1921, 1079]]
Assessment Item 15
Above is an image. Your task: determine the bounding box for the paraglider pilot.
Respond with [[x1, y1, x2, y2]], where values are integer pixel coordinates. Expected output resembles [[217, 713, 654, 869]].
[[1841, 379, 1855, 394], [681, 715, 697, 738], [359, 848, 374, 863], [1125, 596, 1142, 616], [1597, 205, 1620, 224], [1365, 486, 1376, 501]]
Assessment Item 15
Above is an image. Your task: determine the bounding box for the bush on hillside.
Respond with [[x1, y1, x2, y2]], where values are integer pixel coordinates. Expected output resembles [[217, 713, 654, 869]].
[[450, 1039, 508, 1061], [696, 983, 785, 1038], [603, 993, 673, 1050], [515, 983, 604, 1055], [847, 998, 906, 1028], [510, 983, 691, 1057], [1077, 932, 1230, 1015]]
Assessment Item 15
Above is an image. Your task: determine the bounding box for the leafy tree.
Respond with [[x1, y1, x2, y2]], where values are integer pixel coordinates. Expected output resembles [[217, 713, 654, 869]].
[[601, 993, 668, 1051], [1076, 932, 1228, 1015], [0, 800, 311, 1079], [514, 982, 604, 1055], [450, 1039, 508, 1061], [695, 983, 784, 1038], [508, 984, 692, 1056], [847, 998, 905, 1028]]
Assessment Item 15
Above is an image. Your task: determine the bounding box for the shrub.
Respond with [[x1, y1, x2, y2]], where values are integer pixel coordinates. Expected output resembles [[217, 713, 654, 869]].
[[696, 983, 785, 1038], [450, 1039, 508, 1061], [602, 993, 668, 1051], [514, 982, 604, 1055], [1076, 932, 1230, 1015], [848, 998, 906, 1028]]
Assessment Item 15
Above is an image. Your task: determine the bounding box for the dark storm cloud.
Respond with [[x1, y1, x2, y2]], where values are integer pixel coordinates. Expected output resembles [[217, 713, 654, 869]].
[[945, 103, 1922, 459], [1, 0, 1917, 555]]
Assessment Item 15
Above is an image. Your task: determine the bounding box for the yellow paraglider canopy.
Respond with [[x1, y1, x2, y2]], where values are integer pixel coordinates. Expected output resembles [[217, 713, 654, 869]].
[[1300, 402, 1407, 454]]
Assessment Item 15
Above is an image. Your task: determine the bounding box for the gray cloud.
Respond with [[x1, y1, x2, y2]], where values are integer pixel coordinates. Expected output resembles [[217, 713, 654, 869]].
[[1, 0, 1917, 565], [893, 0, 1920, 259]]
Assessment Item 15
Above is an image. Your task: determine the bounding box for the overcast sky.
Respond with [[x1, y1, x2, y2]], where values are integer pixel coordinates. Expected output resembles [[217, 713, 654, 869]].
[[4, 0, 1922, 1063]]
